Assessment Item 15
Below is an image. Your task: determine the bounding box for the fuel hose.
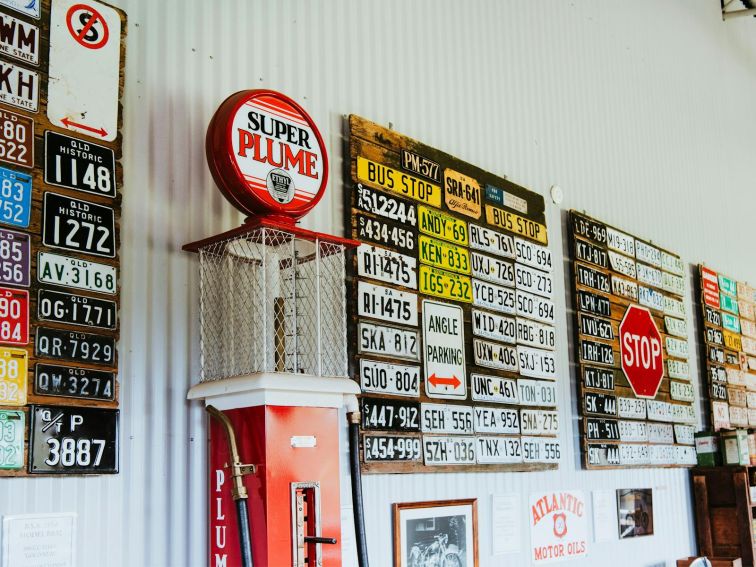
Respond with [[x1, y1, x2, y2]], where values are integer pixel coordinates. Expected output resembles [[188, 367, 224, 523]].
[[348, 410, 370, 567]]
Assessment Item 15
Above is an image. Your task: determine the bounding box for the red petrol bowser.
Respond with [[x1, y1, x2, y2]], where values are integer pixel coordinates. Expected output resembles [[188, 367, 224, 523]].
[[184, 91, 368, 567]]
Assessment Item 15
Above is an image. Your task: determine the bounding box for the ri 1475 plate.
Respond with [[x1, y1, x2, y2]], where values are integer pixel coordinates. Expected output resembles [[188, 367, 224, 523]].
[[357, 281, 417, 326], [34, 364, 116, 402], [35, 327, 116, 367], [42, 193, 117, 258], [37, 289, 117, 330]]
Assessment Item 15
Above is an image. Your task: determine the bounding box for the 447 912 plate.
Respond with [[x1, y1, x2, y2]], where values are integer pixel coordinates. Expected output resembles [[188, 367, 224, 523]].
[[35, 327, 116, 367], [34, 363, 116, 401], [37, 252, 117, 295], [42, 193, 116, 258], [37, 289, 117, 330]]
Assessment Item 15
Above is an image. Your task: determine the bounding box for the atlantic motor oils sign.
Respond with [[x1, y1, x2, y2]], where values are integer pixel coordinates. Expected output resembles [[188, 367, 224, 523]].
[[530, 491, 588, 563], [206, 89, 328, 220]]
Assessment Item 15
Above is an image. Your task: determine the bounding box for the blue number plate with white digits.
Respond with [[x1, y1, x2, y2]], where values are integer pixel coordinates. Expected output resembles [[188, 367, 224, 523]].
[[0, 165, 31, 228]]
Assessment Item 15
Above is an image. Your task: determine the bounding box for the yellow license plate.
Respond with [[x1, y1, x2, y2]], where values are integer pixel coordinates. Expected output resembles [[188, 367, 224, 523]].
[[0, 347, 27, 406], [357, 156, 441, 207], [418, 205, 468, 246], [419, 235, 471, 275], [723, 330, 742, 352], [485, 204, 548, 244], [444, 168, 481, 219], [419, 265, 472, 303]]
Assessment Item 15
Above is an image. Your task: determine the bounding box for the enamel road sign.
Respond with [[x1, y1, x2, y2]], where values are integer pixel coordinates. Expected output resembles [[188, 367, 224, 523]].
[[620, 304, 664, 399], [422, 299, 466, 399]]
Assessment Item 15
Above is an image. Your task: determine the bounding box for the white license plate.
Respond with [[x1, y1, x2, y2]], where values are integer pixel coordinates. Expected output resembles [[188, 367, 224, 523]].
[[357, 244, 417, 289], [0, 13, 38, 65], [647, 423, 674, 444], [515, 289, 555, 324], [473, 407, 520, 434], [646, 400, 673, 422], [476, 436, 522, 464], [713, 401, 730, 429], [674, 425, 695, 445], [611, 275, 638, 301], [37, 251, 116, 295], [730, 405, 748, 427], [470, 251, 514, 287], [519, 409, 559, 435], [635, 241, 662, 267], [670, 381, 694, 402], [636, 264, 662, 288], [518, 379, 557, 407], [649, 444, 675, 465], [423, 435, 477, 465], [471, 373, 518, 404], [728, 387, 747, 407], [515, 238, 552, 272], [474, 338, 518, 372], [662, 272, 685, 296], [359, 358, 420, 397], [608, 251, 636, 279], [664, 316, 687, 338], [638, 285, 663, 311], [620, 444, 650, 466], [750, 409, 756, 427], [619, 420, 647, 442], [662, 251, 684, 276], [0, 60, 37, 112], [665, 337, 689, 359], [472, 278, 516, 315], [743, 336, 756, 356], [663, 296, 686, 318], [727, 368, 745, 386], [516, 318, 556, 350], [472, 309, 515, 344], [742, 320, 756, 339], [358, 321, 418, 360], [357, 281, 417, 326], [521, 437, 561, 463], [517, 345, 556, 379], [469, 223, 514, 259], [421, 403, 474, 434], [674, 445, 697, 466], [748, 392, 756, 408], [672, 403, 695, 424], [363, 435, 422, 462], [515, 263, 553, 298], [606, 227, 635, 256], [618, 397, 646, 420]]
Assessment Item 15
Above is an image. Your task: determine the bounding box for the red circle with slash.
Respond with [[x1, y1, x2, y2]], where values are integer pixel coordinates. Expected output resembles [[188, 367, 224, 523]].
[[66, 3, 110, 50]]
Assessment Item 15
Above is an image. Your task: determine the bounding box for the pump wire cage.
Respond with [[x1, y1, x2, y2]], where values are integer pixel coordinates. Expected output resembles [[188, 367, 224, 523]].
[[185, 221, 355, 383]]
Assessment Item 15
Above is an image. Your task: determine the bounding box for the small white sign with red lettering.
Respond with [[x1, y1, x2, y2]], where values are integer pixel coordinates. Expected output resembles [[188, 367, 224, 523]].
[[530, 491, 588, 563]]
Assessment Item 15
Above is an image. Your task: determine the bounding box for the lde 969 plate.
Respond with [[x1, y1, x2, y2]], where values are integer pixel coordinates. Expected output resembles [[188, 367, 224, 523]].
[[37, 289, 117, 330], [35, 327, 116, 367]]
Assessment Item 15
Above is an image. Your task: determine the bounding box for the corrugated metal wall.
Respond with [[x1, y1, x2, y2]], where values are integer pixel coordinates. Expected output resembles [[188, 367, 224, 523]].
[[3, 1, 756, 565]]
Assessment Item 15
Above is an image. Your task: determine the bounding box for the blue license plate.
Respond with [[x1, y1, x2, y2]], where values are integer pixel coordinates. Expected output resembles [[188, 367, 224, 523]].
[[0, 165, 31, 228]]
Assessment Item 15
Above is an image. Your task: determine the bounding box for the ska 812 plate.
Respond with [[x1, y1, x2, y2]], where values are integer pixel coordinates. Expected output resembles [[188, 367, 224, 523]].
[[35, 327, 116, 366], [44, 132, 117, 199], [34, 363, 116, 402], [37, 289, 117, 330], [42, 193, 116, 258]]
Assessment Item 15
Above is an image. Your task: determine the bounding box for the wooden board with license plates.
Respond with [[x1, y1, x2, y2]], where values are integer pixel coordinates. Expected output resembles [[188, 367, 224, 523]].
[[569, 211, 696, 469], [346, 115, 559, 473], [697, 265, 756, 432], [0, 0, 125, 476]]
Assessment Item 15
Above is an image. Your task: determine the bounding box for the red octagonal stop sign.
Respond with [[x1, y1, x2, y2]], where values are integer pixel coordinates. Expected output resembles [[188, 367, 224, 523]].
[[620, 304, 664, 399]]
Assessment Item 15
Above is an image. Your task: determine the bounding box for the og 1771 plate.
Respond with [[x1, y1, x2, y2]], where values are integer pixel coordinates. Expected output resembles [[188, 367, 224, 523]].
[[37, 289, 117, 330], [38, 252, 117, 295]]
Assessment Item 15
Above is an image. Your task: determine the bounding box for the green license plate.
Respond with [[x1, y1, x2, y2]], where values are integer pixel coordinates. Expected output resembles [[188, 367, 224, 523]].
[[0, 409, 24, 469]]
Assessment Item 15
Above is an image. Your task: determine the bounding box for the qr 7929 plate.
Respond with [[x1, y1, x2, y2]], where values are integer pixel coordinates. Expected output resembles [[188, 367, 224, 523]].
[[35, 327, 116, 367]]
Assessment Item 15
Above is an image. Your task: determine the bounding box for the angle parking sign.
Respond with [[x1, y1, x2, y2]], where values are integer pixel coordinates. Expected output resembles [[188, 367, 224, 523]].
[[422, 299, 466, 399]]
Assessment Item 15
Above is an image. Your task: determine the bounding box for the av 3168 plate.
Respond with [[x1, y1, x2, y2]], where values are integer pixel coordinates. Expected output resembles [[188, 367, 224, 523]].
[[37, 252, 117, 295]]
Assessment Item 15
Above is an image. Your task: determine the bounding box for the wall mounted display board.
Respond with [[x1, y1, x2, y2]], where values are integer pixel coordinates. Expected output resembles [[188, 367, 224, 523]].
[[0, 0, 125, 476], [697, 265, 756, 431], [346, 115, 559, 473], [569, 211, 696, 469]]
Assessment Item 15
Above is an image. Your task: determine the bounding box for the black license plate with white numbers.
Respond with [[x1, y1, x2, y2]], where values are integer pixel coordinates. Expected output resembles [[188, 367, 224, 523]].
[[711, 382, 727, 401], [572, 214, 607, 244], [29, 405, 118, 474], [577, 290, 611, 318], [37, 289, 117, 329], [356, 213, 415, 253], [705, 326, 724, 346], [34, 363, 115, 401], [44, 132, 117, 199], [35, 327, 116, 366], [360, 397, 420, 431], [578, 314, 614, 341], [574, 239, 608, 268], [363, 434, 422, 462], [704, 306, 722, 327], [42, 193, 116, 258], [583, 366, 615, 391], [576, 263, 610, 294], [585, 418, 620, 441], [580, 339, 614, 366], [584, 392, 617, 416], [355, 183, 417, 226]]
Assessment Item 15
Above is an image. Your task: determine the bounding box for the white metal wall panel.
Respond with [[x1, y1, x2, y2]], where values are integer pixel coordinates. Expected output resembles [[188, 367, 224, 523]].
[[3, 0, 756, 565]]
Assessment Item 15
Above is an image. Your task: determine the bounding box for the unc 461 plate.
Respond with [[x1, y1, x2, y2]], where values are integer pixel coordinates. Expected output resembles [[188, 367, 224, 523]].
[[470, 373, 519, 404]]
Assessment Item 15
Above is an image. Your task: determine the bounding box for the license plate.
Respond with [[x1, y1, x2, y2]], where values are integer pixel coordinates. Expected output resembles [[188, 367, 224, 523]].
[[718, 274, 737, 296], [743, 336, 756, 356], [484, 204, 548, 245], [516, 317, 556, 349], [586, 418, 620, 441], [583, 366, 615, 391], [619, 420, 647, 442], [664, 316, 687, 338], [37, 252, 117, 295], [667, 360, 689, 380], [0, 409, 23, 469], [0, 109, 33, 169], [574, 239, 608, 269], [720, 292, 739, 315], [662, 252, 684, 276], [576, 263, 610, 294], [355, 183, 417, 226], [401, 150, 440, 183], [42, 193, 116, 258], [741, 301, 755, 322], [357, 281, 417, 326], [34, 363, 116, 401], [29, 406, 119, 474], [620, 444, 649, 466], [743, 320, 756, 339], [0, 60, 37, 111], [673, 402, 695, 423], [358, 321, 418, 360], [579, 339, 614, 366], [586, 444, 620, 467], [576, 290, 610, 318], [360, 397, 420, 431], [421, 403, 473, 434], [363, 434, 422, 462], [0, 165, 31, 228], [608, 251, 636, 279], [674, 425, 695, 445], [662, 272, 685, 296], [418, 235, 470, 275], [443, 169, 480, 218], [473, 338, 518, 372], [516, 289, 555, 323], [0, 286, 26, 344], [585, 392, 617, 417], [611, 275, 638, 301], [520, 409, 559, 435], [472, 309, 516, 344], [713, 401, 730, 430], [571, 213, 607, 244], [423, 435, 476, 465], [476, 436, 522, 464], [708, 345, 724, 364], [636, 264, 662, 288], [470, 251, 514, 287], [515, 263, 553, 298], [649, 445, 675, 465], [37, 289, 117, 330], [519, 379, 557, 407], [0, 13, 38, 65], [419, 265, 472, 302], [738, 281, 755, 301], [618, 397, 646, 420], [730, 406, 748, 427], [356, 157, 441, 207], [722, 312, 740, 333], [517, 346, 556, 379], [646, 400, 673, 422], [674, 445, 697, 465], [711, 382, 727, 401], [578, 314, 614, 341], [635, 241, 661, 267], [665, 337, 689, 359], [647, 423, 674, 444], [664, 296, 686, 318], [521, 437, 561, 463], [472, 278, 514, 313], [515, 238, 552, 272], [469, 223, 515, 259], [728, 387, 747, 407], [359, 358, 420, 397], [724, 331, 742, 352], [670, 381, 694, 402], [356, 214, 415, 253], [727, 368, 745, 386], [704, 305, 722, 327], [638, 285, 663, 311], [35, 327, 116, 366], [606, 227, 635, 256], [473, 407, 520, 434], [471, 373, 519, 404], [0, 346, 26, 405]]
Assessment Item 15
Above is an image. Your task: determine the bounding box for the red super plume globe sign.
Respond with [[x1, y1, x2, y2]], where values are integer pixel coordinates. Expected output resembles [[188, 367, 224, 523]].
[[206, 89, 329, 221], [619, 304, 664, 399]]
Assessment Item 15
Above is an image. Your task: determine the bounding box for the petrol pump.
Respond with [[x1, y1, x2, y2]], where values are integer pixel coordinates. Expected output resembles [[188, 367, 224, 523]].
[[184, 90, 369, 567]]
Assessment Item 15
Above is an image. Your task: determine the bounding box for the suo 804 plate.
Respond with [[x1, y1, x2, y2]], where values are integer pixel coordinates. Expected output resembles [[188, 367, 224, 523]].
[[363, 434, 422, 463], [515, 238, 552, 272], [358, 321, 419, 361], [470, 251, 514, 287], [472, 278, 515, 314], [44, 132, 117, 199], [360, 397, 420, 431], [0, 109, 33, 169], [34, 363, 116, 401], [356, 213, 415, 253], [419, 266, 472, 303], [35, 327, 116, 367], [469, 223, 514, 259], [37, 252, 117, 295], [42, 193, 116, 258], [0, 409, 23, 469], [418, 205, 468, 246], [472, 309, 516, 344], [471, 373, 519, 404], [0, 346, 26, 406], [37, 289, 117, 330], [0, 165, 31, 228], [359, 358, 420, 397], [357, 281, 417, 326], [355, 183, 417, 226]]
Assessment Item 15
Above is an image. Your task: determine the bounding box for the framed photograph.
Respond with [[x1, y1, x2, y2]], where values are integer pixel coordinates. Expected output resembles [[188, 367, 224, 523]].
[[616, 488, 654, 538], [393, 498, 478, 567]]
